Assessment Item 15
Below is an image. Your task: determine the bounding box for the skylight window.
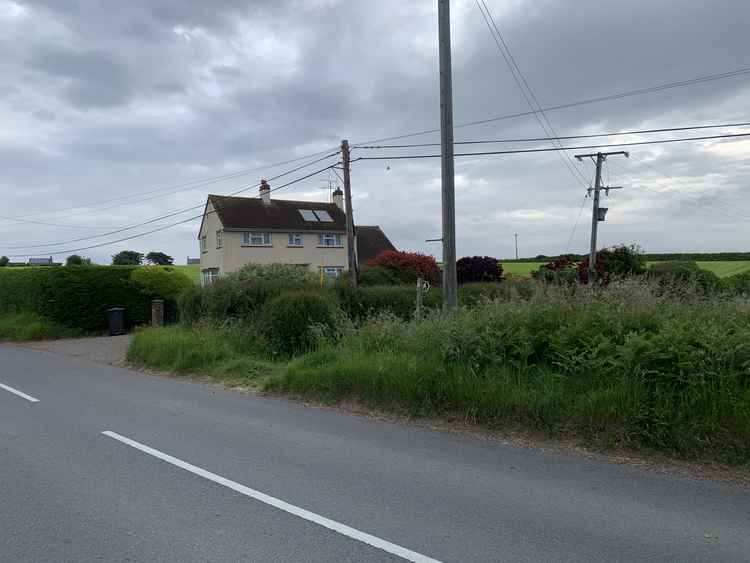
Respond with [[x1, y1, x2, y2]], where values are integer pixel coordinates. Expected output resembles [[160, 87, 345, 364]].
[[314, 210, 333, 222], [299, 209, 318, 221]]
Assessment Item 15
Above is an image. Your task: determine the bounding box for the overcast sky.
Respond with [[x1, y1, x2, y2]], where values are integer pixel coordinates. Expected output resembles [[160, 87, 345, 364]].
[[1, 0, 749, 264]]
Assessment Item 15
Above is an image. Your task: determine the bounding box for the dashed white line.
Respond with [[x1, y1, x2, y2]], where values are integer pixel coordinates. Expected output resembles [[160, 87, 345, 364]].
[[0, 382, 39, 403], [101, 430, 443, 563]]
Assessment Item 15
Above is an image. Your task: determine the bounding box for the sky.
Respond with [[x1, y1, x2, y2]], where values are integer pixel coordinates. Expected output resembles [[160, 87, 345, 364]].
[[1, 0, 749, 264]]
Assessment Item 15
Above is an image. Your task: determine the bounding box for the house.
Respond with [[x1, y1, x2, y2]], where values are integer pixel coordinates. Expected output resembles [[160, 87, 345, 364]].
[[28, 257, 61, 266], [197, 180, 396, 285]]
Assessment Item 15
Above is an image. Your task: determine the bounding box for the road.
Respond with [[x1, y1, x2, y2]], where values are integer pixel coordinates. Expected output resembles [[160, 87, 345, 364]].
[[1, 344, 748, 562]]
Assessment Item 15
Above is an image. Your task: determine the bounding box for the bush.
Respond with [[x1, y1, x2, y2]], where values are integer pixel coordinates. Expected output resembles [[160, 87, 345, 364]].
[[457, 256, 503, 284], [367, 250, 441, 286], [533, 256, 579, 285], [261, 291, 341, 355], [227, 263, 318, 286], [647, 261, 721, 293], [0, 256, 8, 267], [358, 266, 404, 286], [337, 284, 442, 321], [177, 285, 205, 325], [724, 271, 750, 295], [0, 266, 151, 332], [578, 245, 645, 286]]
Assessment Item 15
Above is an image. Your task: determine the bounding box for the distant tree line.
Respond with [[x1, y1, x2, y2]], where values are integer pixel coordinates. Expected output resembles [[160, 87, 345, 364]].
[[506, 252, 750, 263]]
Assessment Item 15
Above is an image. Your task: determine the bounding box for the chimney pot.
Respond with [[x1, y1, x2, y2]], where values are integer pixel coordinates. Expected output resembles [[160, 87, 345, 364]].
[[332, 188, 344, 210], [260, 179, 271, 204]]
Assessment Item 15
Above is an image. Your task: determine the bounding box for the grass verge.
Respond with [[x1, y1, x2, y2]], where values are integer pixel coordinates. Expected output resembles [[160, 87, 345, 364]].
[[127, 324, 277, 386], [0, 312, 75, 341]]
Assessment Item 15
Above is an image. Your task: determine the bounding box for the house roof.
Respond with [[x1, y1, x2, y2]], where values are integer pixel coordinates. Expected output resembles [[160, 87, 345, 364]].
[[356, 226, 397, 265], [206, 194, 347, 233]]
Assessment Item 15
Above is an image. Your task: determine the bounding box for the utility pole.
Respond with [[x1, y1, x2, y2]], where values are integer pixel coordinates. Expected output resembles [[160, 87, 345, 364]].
[[574, 151, 629, 283], [514, 233, 519, 260], [341, 139, 358, 288], [438, 0, 457, 310]]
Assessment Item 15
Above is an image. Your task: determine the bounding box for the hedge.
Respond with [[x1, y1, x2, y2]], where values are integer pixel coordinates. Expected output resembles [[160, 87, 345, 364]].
[[0, 266, 188, 333]]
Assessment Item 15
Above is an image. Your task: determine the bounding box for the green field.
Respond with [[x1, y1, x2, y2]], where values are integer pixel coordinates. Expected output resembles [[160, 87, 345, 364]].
[[175, 264, 201, 283], [502, 260, 750, 278]]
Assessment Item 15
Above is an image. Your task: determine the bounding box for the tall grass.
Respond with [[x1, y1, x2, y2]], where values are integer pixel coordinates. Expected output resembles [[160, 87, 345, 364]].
[[127, 323, 274, 383], [266, 281, 750, 463], [0, 312, 74, 341]]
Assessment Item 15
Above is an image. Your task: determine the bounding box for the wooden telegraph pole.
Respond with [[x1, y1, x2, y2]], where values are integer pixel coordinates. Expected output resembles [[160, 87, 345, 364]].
[[574, 151, 629, 283], [341, 140, 358, 288], [438, 0, 458, 310]]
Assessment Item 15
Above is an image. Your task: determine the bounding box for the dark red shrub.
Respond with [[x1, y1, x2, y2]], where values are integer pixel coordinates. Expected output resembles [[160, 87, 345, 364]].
[[577, 253, 610, 286], [367, 250, 441, 286], [456, 256, 503, 284]]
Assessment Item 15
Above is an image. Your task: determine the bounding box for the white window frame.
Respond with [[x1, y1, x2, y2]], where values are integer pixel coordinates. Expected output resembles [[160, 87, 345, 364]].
[[321, 266, 344, 279], [241, 232, 272, 247], [201, 268, 219, 286], [200, 235, 207, 253], [216, 230, 223, 249], [288, 232, 303, 247], [318, 232, 343, 247]]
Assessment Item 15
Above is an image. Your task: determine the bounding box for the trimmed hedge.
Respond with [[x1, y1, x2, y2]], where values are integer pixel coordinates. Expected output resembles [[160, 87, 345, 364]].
[[0, 266, 190, 333]]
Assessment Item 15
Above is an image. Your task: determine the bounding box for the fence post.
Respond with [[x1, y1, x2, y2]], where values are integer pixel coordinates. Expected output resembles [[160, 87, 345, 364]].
[[151, 299, 164, 327], [416, 277, 424, 322]]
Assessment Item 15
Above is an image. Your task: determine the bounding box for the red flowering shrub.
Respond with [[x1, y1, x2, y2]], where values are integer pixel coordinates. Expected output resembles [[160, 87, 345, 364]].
[[367, 250, 441, 286], [577, 254, 610, 286], [456, 256, 503, 284]]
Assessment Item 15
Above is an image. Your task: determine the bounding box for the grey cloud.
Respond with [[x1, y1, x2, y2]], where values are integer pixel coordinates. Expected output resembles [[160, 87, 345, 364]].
[[29, 46, 134, 108], [2, 0, 750, 264]]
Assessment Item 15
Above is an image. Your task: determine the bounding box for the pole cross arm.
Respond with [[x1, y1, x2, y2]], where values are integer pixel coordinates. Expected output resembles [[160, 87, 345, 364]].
[[575, 151, 630, 161]]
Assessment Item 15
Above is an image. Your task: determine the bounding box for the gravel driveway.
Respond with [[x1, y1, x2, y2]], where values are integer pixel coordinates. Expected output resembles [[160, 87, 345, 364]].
[[19, 334, 131, 366]]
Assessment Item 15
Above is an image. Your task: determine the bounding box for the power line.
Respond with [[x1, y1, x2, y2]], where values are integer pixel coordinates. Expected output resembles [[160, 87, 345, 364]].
[[5, 163, 339, 259], [356, 131, 750, 160], [474, 0, 589, 187], [355, 121, 750, 148], [5, 145, 341, 223], [2, 152, 341, 253], [351, 66, 750, 147]]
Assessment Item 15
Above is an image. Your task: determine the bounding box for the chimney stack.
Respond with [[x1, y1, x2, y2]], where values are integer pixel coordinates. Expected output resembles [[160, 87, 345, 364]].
[[259, 179, 271, 204], [332, 187, 344, 210]]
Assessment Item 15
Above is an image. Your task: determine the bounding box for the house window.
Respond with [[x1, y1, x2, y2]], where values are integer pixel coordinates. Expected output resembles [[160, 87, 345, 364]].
[[216, 230, 223, 249], [200, 235, 207, 253], [321, 266, 344, 279], [288, 233, 303, 247], [241, 232, 272, 246], [201, 268, 219, 286], [318, 233, 342, 247], [299, 209, 319, 222]]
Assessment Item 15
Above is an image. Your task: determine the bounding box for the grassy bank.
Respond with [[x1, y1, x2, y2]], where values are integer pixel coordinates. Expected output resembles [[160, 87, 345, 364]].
[[127, 324, 276, 385], [0, 312, 75, 341], [266, 284, 750, 464], [128, 281, 750, 464]]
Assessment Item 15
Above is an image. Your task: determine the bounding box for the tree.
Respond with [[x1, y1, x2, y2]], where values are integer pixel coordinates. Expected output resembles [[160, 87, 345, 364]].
[[0, 256, 8, 267], [456, 256, 503, 284], [366, 250, 441, 285], [145, 251, 174, 266], [66, 254, 91, 266], [112, 250, 143, 266]]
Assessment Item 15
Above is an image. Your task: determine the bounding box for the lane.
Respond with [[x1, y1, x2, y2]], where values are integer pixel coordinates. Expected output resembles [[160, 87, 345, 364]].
[[0, 384, 404, 562], [2, 343, 750, 562]]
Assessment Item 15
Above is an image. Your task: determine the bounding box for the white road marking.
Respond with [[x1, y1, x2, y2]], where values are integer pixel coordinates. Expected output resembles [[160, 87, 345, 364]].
[[0, 382, 39, 403], [102, 430, 442, 563]]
